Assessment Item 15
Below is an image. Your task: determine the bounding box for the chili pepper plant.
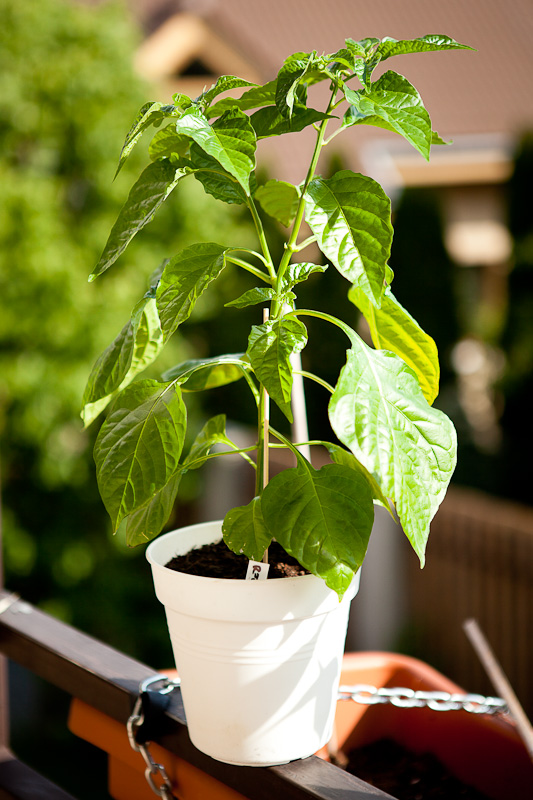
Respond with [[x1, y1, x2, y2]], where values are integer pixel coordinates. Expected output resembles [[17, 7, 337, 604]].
[[82, 35, 471, 599]]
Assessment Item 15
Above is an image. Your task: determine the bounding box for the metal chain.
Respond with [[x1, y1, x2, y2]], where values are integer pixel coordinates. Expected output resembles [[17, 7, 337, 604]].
[[127, 675, 182, 800], [338, 683, 508, 715]]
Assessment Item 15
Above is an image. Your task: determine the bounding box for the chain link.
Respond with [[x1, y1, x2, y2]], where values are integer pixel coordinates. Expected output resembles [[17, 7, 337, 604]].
[[127, 675, 181, 800], [338, 683, 508, 715]]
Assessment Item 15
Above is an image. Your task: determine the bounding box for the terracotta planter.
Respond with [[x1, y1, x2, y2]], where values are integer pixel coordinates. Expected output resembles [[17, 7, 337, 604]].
[[317, 652, 533, 800], [69, 651, 533, 799]]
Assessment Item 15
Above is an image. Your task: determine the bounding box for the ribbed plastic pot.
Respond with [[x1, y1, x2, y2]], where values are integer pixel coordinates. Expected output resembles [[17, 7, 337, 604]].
[[146, 520, 359, 767]]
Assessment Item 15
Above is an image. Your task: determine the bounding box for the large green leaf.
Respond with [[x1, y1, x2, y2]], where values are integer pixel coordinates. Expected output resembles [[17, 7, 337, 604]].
[[156, 243, 228, 339], [90, 160, 184, 280], [344, 72, 433, 160], [255, 180, 300, 227], [377, 34, 473, 61], [328, 335, 456, 565], [81, 294, 164, 426], [174, 107, 256, 193], [261, 454, 374, 598], [118, 473, 182, 547], [304, 171, 392, 306], [349, 285, 440, 404], [222, 497, 272, 561], [246, 317, 307, 422], [162, 354, 249, 391], [250, 105, 331, 139], [94, 379, 187, 531]]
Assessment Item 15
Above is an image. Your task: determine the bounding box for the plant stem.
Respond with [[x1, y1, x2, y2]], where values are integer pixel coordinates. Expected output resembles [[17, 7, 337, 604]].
[[261, 308, 270, 564], [225, 255, 272, 283], [247, 197, 276, 280], [272, 87, 338, 306]]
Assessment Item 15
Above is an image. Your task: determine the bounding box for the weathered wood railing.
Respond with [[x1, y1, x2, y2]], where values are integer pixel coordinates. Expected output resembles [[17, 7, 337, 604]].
[[0, 591, 391, 800]]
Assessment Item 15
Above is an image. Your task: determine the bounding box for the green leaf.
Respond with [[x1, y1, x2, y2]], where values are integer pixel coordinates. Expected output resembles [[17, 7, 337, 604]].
[[250, 105, 331, 139], [225, 287, 276, 308], [344, 38, 368, 58], [90, 160, 185, 280], [149, 125, 191, 160], [200, 75, 259, 107], [174, 107, 256, 193], [207, 80, 277, 118], [94, 380, 187, 531], [304, 171, 392, 306], [182, 414, 234, 469], [275, 51, 315, 117], [190, 143, 255, 205], [376, 34, 474, 61], [349, 285, 440, 404], [324, 442, 392, 512], [115, 102, 187, 176], [326, 48, 357, 71], [246, 318, 307, 422], [222, 497, 272, 561], [81, 294, 164, 427], [118, 473, 182, 547], [431, 130, 452, 146], [344, 72, 433, 160], [255, 180, 300, 227], [156, 243, 228, 339], [328, 335, 457, 565], [162, 354, 249, 391], [261, 453, 374, 598], [281, 262, 328, 290]]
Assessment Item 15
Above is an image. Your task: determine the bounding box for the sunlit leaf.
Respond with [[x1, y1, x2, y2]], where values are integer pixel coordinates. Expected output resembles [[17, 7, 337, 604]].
[[250, 105, 331, 139], [344, 72, 433, 160], [329, 334, 456, 565], [377, 34, 474, 61], [149, 125, 191, 160], [246, 317, 307, 422], [200, 75, 259, 107], [281, 262, 328, 290], [261, 452, 374, 598], [304, 170, 392, 306], [207, 80, 277, 118], [94, 380, 187, 531], [223, 497, 272, 561], [349, 285, 440, 404], [115, 101, 187, 176], [174, 107, 256, 193], [182, 414, 235, 469]]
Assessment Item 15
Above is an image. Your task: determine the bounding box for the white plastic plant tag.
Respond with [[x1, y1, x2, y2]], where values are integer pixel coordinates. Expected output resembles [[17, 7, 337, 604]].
[[245, 560, 270, 581]]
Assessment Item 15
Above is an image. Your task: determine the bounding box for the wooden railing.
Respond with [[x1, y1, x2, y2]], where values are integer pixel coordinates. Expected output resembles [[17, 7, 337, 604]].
[[0, 591, 391, 800]]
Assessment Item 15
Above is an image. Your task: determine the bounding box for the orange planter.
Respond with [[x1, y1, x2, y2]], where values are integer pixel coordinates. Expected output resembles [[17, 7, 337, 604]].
[[69, 652, 533, 800]]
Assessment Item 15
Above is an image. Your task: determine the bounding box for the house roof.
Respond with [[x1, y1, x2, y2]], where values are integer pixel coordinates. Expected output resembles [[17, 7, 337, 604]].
[[127, 0, 533, 186]]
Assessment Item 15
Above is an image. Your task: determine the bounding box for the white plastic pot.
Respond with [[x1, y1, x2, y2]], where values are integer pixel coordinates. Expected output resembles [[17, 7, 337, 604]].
[[146, 520, 359, 766]]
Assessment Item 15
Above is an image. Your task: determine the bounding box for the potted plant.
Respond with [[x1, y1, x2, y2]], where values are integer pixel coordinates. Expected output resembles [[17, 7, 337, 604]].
[[82, 34, 470, 766]]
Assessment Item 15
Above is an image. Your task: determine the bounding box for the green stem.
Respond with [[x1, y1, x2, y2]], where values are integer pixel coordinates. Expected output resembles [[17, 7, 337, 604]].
[[247, 197, 276, 279], [184, 445, 257, 472], [225, 255, 272, 283], [273, 88, 338, 312], [287, 308, 356, 345], [293, 369, 335, 394]]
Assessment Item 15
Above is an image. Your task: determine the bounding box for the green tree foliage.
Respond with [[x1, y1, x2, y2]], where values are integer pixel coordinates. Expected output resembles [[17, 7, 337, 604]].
[[0, 0, 255, 640]]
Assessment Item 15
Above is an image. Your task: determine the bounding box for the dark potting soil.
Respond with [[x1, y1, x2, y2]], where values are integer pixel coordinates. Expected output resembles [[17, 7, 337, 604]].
[[345, 739, 491, 800], [165, 538, 310, 579]]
